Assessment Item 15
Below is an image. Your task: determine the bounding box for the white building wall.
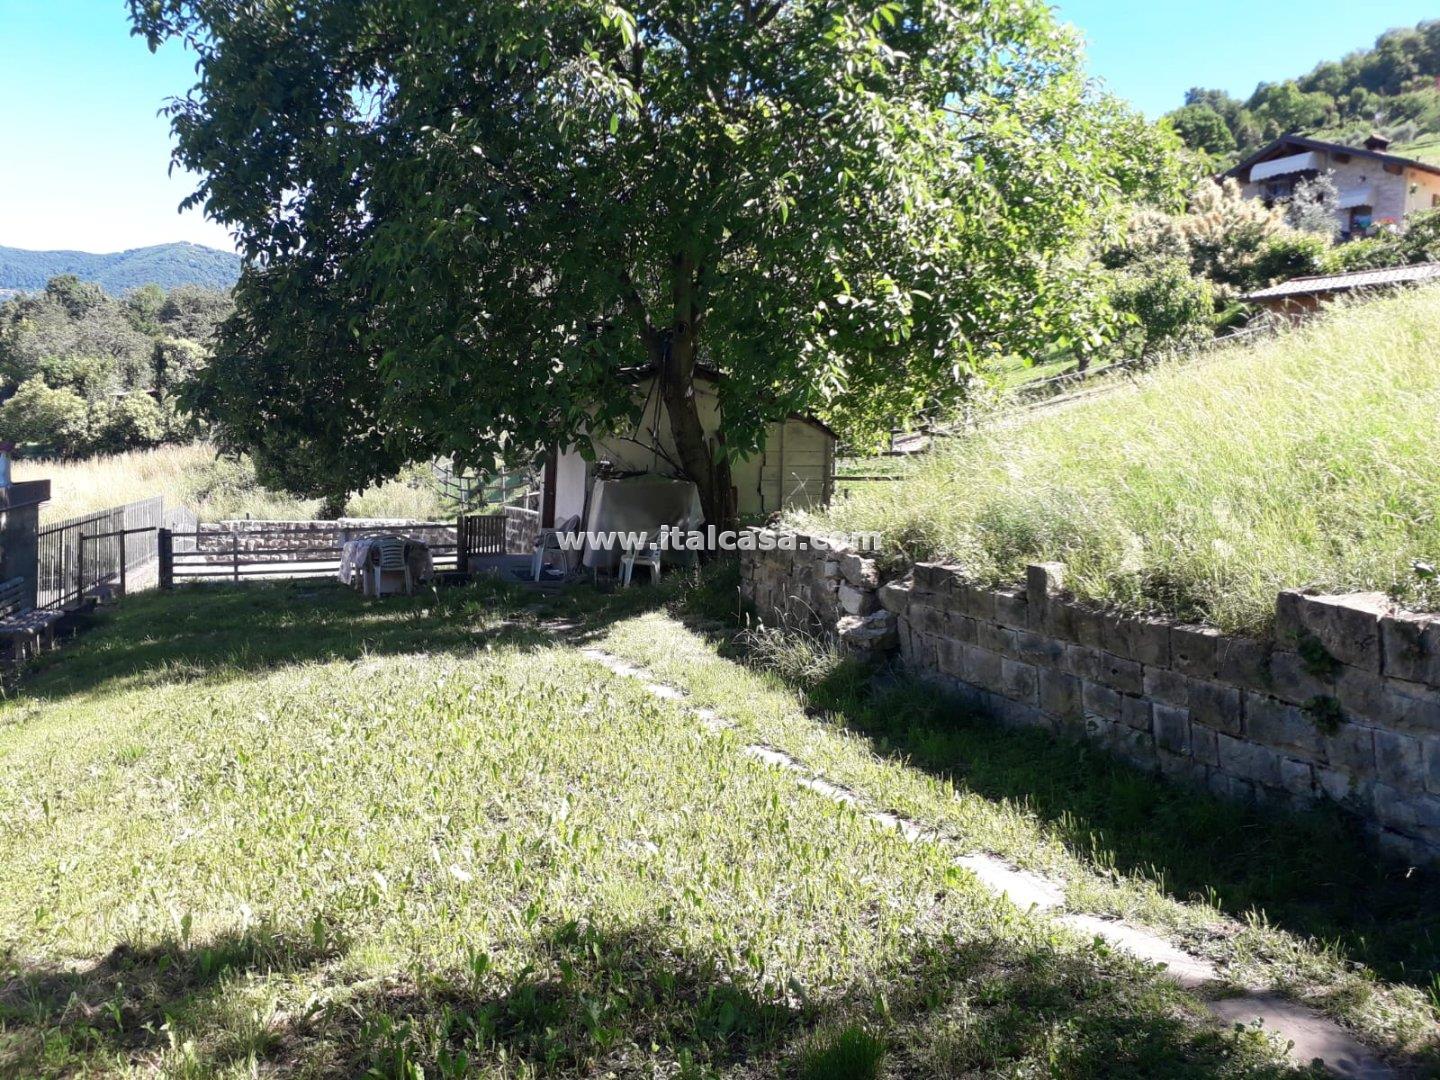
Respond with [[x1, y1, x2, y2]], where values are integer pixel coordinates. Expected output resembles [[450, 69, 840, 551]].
[[548, 375, 834, 523]]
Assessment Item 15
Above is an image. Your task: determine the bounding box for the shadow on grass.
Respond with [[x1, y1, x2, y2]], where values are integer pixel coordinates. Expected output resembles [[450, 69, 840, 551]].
[[766, 645, 1440, 991], [6, 573, 702, 704], [0, 919, 1308, 1079], [318, 923, 1307, 1080], [0, 923, 339, 1076]]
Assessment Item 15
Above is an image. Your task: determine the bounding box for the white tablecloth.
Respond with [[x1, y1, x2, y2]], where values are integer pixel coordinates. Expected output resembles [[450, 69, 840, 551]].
[[581, 477, 704, 572]]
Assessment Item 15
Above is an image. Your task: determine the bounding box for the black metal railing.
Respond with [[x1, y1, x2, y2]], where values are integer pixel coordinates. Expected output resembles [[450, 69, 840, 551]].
[[36, 496, 164, 609]]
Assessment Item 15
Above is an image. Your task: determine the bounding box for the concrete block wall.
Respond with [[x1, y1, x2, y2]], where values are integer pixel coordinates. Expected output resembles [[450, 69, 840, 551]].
[[739, 530, 1440, 864]]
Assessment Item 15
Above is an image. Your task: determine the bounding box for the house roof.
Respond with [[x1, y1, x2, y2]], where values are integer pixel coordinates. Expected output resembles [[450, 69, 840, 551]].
[[1224, 134, 1440, 182], [1242, 262, 1440, 301]]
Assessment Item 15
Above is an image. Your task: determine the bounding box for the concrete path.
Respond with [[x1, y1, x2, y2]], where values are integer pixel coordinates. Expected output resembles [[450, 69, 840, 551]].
[[580, 646, 1399, 1079]]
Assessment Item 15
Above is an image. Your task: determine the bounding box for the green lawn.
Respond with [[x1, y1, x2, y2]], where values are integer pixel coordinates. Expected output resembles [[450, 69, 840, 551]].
[[801, 287, 1440, 634], [0, 577, 1435, 1075]]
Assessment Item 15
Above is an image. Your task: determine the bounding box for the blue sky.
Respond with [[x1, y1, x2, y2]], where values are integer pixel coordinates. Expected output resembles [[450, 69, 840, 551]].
[[0, 0, 1436, 255]]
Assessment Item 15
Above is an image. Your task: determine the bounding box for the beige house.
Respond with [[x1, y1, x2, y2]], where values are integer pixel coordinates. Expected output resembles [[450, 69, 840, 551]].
[[1225, 133, 1440, 238], [539, 367, 836, 530]]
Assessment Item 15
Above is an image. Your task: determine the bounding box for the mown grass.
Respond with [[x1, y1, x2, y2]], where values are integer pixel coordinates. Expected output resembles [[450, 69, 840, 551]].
[[589, 577, 1440, 1064], [16, 443, 448, 523], [0, 579, 1312, 1077], [801, 287, 1440, 634]]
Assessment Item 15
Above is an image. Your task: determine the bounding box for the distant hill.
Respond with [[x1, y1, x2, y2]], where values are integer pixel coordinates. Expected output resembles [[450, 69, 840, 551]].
[[0, 242, 241, 296]]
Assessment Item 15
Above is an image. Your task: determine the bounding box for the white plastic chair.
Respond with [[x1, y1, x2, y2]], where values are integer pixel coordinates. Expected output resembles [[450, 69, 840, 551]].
[[532, 514, 581, 581], [371, 536, 413, 596], [619, 531, 662, 587]]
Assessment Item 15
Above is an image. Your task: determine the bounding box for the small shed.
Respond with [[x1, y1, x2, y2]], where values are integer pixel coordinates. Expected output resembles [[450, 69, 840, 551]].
[[539, 368, 837, 529], [1243, 263, 1440, 318]]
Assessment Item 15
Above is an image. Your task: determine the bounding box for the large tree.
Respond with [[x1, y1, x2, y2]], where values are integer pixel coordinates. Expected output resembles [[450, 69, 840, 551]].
[[134, 0, 1173, 525]]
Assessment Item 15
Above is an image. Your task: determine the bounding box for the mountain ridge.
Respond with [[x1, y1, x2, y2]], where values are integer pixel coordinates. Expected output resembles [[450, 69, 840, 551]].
[[0, 241, 241, 295]]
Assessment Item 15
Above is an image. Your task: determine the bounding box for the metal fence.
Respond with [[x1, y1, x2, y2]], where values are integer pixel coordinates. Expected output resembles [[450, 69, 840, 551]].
[[36, 496, 165, 610], [431, 461, 538, 509]]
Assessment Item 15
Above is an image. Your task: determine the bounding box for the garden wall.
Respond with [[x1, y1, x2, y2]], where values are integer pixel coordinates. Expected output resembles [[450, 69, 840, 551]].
[[739, 529, 1440, 864], [195, 519, 456, 562]]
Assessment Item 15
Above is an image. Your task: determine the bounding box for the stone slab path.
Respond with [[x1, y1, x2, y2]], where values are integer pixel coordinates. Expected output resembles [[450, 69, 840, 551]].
[[580, 646, 1399, 1079]]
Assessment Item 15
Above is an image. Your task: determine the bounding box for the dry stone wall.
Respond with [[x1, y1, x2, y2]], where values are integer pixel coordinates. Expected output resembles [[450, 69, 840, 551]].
[[739, 529, 1440, 864], [194, 519, 456, 562]]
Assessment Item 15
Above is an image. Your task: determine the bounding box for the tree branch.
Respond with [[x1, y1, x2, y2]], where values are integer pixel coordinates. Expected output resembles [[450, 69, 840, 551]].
[[618, 267, 658, 352]]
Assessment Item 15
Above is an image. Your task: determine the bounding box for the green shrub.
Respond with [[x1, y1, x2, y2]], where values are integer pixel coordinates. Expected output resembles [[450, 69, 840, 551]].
[[0, 376, 89, 452], [1396, 207, 1440, 263], [85, 391, 168, 456], [37, 353, 121, 399], [1246, 231, 1332, 288], [1328, 235, 1402, 272], [1106, 259, 1213, 357]]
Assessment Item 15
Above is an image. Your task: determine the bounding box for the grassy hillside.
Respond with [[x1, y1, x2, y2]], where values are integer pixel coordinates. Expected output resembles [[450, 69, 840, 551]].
[[0, 242, 240, 294], [16, 443, 447, 522], [801, 287, 1440, 634]]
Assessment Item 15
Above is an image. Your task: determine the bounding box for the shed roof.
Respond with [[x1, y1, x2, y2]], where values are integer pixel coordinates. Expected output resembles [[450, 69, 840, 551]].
[[1242, 262, 1440, 301]]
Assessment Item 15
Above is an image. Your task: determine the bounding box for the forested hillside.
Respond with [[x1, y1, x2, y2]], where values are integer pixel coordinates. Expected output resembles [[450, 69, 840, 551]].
[[1167, 20, 1440, 165], [0, 275, 232, 457], [0, 242, 240, 295]]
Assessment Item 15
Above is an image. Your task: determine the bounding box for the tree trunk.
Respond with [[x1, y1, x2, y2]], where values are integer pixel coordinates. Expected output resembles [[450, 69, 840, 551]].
[[656, 352, 736, 532], [655, 253, 737, 532]]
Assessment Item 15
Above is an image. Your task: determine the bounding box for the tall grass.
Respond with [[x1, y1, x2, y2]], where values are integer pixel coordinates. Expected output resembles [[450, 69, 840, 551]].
[[15, 443, 448, 523], [801, 287, 1440, 634]]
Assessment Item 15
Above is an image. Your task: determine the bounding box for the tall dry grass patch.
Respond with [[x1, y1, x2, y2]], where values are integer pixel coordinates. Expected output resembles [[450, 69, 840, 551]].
[[16, 443, 447, 523], [802, 287, 1440, 633]]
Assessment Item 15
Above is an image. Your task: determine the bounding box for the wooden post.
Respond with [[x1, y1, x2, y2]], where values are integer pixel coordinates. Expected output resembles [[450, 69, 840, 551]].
[[118, 529, 127, 596], [158, 528, 173, 589], [231, 530, 240, 583], [456, 513, 469, 573]]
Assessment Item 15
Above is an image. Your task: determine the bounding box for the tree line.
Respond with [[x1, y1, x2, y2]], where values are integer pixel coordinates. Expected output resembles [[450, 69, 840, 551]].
[[0, 275, 233, 457], [1168, 20, 1440, 163]]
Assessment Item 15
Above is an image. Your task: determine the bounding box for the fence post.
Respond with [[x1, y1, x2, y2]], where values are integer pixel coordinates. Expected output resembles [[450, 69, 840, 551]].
[[231, 530, 240, 584], [456, 513, 469, 572], [158, 528, 173, 589], [118, 530, 127, 595], [75, 533, 86, 606]]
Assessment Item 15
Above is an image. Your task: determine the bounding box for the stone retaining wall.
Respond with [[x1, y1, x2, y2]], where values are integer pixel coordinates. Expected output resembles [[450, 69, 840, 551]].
[[194, 519, 456, 562], [740, 530, 1440, 864]]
